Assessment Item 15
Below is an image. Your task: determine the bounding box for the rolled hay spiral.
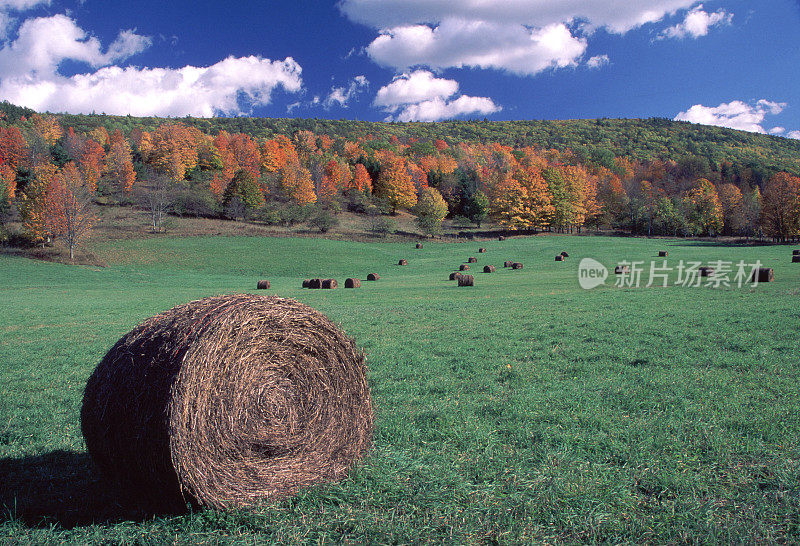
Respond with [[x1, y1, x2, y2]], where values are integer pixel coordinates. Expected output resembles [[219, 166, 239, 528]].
[[257, 280, 271, 290], [321, 279, 338, 289], [458, 274, 474, 286], [467, 257, 477, 263], [416, 243, 423, 249], [555, 255, 564, 262], [81, 294, 373, 511], [398, 259, 408, 266], [345, 278, 361, 288], [483, 265, 495, 273], [449, 272, 463, 281], [459, 264, 470, 271], [367, 273, 380, 281], [512, 262, 524, 269], [478, 248, 486, 253]]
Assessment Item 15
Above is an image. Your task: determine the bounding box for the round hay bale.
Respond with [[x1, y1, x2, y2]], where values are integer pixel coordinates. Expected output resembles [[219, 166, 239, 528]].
[[459, 264, 470, 271], [503, 261, 513, 268], [468, 257, 477, 263], [478, 248, 486, 253], [658, 251, 668, 257], [308, 279, 323, 289], [398, 259, 408, 266], [321, 279, 338, 289], [257, 280, 271, 290], [498, 236, 505, 241], [366, 273, 380, 281], [512, 262, 523, 269], [555, 255, 564, 262], [614, 265, 630, 275], [302, 279, 311, 289], [345, 278, 361, 288], [483, 265, 495, 273], [699, 266, 715, 277], [751, 267, 774, 283], [416, 243, 423, 249], [449, 272, 463, 281], [80, 294, 373, 511], [560, 251, 569, 258], [457, 274, 474, 287], [792, 255, 800, 263]]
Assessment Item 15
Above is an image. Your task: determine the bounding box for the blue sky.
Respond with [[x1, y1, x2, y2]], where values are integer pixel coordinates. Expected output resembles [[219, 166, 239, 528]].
[[0, 0, 798, 137]]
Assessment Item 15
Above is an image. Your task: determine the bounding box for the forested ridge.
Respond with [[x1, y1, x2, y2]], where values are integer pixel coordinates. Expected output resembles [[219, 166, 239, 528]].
[[1, 100, 799, 260]]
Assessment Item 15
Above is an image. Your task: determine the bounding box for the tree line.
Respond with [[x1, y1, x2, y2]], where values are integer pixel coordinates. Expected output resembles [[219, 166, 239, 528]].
[[1, 109, 799, 260]]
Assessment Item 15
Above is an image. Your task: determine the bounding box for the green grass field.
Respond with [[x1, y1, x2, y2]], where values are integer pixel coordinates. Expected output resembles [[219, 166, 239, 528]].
[[1, 235, 799, 544]]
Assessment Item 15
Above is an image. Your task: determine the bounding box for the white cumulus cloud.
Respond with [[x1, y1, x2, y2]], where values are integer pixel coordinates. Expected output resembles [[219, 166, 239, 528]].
[[674, 99, 787, 133], [587, 54, 610, 69], [367, 20, 586, 76], [0, 14, 303, 116], [787, 131, 800, 140], [340, 1, 715, 77], [374, 70, 500, 122], [339, 0, 702, 34], [660, 4, 732, 39], [324, 75, 369, 108]]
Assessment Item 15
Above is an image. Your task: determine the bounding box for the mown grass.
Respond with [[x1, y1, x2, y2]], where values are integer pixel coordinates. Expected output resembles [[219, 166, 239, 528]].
[[1, 235, 799, 544]]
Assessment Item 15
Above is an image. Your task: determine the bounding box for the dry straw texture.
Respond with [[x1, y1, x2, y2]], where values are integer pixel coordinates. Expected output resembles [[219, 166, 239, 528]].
[[555, 255, 564, 262], [504, 261, 513, 268], [416, 243, 423, 249], [345, 278, 361, 288], [321, 279, 338, 289], [81, 294, 373, 511], [468, 257, 477, 263], [512, 262, 523, 269], [367, 273, 379, 281], [479, 248, 486, 253], [458, 275, 474, 287], [483, 265, 495, 273], [308, 279, 322, 289], [449, 272, 462, 281], [459, 264, 469, 271], [398, 259, 408, 266], [302, 279, 311, 288], [257, 280, 271, 290]]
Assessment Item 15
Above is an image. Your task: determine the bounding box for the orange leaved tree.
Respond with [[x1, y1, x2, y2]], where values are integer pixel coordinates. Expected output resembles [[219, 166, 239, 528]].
[[45, 162, 95, 261]]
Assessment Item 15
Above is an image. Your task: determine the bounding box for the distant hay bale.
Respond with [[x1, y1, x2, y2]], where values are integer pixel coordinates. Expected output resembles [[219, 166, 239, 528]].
[[468, 257, 477, 263], [792, 255, 800, 263], [751, 268, 774, 283], [793, 250, 800, 256], [503, 261, 513, 268], [478, 248, 487, 253], [457, 274, 474, 287], [498, 236, 506, 241], [80, 294, 373, 511], [308, 279, 323, 289], [302, 279, 311, 289], [257, 280, 271, 290], [398, 259, 408, 266], [658, 251, 668, 257], [344, 278, 361, 288], [614, 265, 630, 275], [555, 255, 564, 262], [449, 272, 463, 281], [459, 264, 470, 271], [416, 243, 423, 249], [321, 279, 338, 289], [560, 252, 569, 258], [512, 262, 523, 269], [367, 273, 379, 281], [699, 266, 715, 277], [483, 265, 495, 273]]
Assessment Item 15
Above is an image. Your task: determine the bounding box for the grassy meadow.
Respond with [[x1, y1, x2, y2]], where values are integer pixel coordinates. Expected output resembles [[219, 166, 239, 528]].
[[1, 234, 799, 543]]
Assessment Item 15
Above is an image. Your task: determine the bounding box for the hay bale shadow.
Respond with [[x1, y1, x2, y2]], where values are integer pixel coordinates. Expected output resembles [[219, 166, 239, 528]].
[[0, 450, 168, 529]]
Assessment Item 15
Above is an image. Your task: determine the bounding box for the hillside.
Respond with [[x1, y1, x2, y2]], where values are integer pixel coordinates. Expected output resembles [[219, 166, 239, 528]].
[[2, 102, 797, 176]]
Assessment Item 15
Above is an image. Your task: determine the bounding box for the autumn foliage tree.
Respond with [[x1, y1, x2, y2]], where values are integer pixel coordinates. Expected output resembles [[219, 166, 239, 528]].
[[45, 162, 94, 261], [761, 172, 800, 241], [374, 151, 417, 212], [684, 178, 724, 236], [414, 186, 448, 235]]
